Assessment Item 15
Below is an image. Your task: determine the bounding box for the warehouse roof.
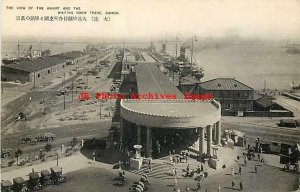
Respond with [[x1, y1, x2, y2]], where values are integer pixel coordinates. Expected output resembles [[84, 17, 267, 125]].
[[200, 78, 253, 91], [255, 96, 274, 108], [2, 51, 86, 72]]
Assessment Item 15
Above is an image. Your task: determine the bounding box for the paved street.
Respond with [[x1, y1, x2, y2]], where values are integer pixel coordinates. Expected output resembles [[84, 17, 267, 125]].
[[2, 148, 298, 192]]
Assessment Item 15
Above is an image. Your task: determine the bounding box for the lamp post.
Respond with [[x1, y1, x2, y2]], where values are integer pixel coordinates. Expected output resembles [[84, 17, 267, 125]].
[[61, 90, 66, 110]]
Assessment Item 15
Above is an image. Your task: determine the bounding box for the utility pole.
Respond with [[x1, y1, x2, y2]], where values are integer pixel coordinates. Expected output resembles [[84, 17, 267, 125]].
[[86, 74, 89, 88], [56, 153, 59, 166], [63, 92, 66, 110], [99, 100, 102, 119], [2, 81, 3, 93], [72, 79, 74, 102], [63, 73, 66, 90], [33, 72, 36, 88]]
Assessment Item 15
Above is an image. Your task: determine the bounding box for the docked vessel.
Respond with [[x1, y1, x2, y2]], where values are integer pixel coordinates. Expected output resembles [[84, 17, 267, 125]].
[[2, 42, 45, 64], [283, 43, 300, 54], [150, 37, 204, 81]]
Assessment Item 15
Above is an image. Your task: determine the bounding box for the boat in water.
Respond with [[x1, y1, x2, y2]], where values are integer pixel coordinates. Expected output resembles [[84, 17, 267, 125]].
[[2, 42, 46, 64], [283, 43, 300, 54], [150, 37, 204, 81]]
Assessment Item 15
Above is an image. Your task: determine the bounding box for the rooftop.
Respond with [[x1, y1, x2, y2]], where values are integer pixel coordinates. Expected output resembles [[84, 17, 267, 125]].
[[200, 78, 253, 91], [2, 51, 86, 72], [135, 62, 184, 99], [121, 99, 218, 117], [255, 96, 274, 108]]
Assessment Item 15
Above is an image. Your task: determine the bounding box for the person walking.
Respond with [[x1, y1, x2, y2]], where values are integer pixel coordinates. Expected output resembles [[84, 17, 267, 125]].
[[185, 186, 190, 192], [149, 164, 152, 172], [218, 185, 221, 192], [174, 177, 177, 188], [231, 167, 235, 176], [255, 165, 258, 173], [240, 181, 243, 191], [258, 153, 260, 161], [239, 166, 242, 175], [201, 164, 204, 172], [244, 158, 247, 166], [232, 180, 235, 189], [196, 181, 201, 191]]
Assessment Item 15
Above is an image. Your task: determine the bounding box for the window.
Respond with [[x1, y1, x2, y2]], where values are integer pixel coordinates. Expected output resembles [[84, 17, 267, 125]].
[[48, 70, 50, 74], [37, 73, 40, 78]]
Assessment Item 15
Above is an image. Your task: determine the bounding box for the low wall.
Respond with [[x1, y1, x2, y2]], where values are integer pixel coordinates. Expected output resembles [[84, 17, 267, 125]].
[[221, 110, 293, 117]]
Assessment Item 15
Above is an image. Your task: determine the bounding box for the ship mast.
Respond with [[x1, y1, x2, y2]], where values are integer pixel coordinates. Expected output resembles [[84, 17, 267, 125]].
[[191, 36, 193, 65], [17, 41, 20, 58], [175, 35, 178, 60]]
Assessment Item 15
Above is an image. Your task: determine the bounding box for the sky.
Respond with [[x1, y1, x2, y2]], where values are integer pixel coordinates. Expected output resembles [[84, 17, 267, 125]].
[[1, 0, 300, 40]]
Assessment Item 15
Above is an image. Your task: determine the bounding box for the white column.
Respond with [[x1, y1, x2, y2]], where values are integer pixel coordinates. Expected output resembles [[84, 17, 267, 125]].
[[216, 121, 221, 145], [213, 123, 217, 143], [197, 127, 205, 157], [206, 125, 212, 157]]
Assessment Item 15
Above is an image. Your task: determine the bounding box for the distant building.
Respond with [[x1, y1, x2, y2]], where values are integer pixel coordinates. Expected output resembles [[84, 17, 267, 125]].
[[254, 95, 286, 111], [1, 51, 89, 82], [198, 78, 254, 111]]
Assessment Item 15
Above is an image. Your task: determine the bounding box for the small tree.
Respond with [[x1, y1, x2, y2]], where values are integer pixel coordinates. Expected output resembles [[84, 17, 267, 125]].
[[45, 143, 52, 153]]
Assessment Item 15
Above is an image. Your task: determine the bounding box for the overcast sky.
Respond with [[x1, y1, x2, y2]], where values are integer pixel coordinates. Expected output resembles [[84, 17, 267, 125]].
[[2, 0, 300, 40]]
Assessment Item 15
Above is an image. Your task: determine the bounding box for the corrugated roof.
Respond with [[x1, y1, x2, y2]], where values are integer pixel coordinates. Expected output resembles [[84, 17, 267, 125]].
[[255, 96, 274, 108], [199, 78, 253, 91], [135, 62, 184, 99], [2, 51, 86, 73]]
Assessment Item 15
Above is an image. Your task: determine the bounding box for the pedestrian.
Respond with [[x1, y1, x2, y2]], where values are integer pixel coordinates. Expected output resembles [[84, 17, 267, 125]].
[[244, 158, 247, 166], [118, 161, 122, 169], [174, 177, 177, 188], [239, 166, 242, 175], [218, 185, 221, 192], [196, 181, 201, 191], [149, 164, 152, 172], [232, 180, 235, 189], [231, 167, 235, 176], [185, 186, 190, 192], [237, 155, 240, 161], [258, 153, 260, 161], [92, 152, 96, 163], [240, 181, 243, 191], [174, 168, 177, 176], [186, 164, 190, 172], [255, 165, 258, 173], [201, 163, 204, 172], [261, 158, 264, 164], [205, 189, 208, 192]]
